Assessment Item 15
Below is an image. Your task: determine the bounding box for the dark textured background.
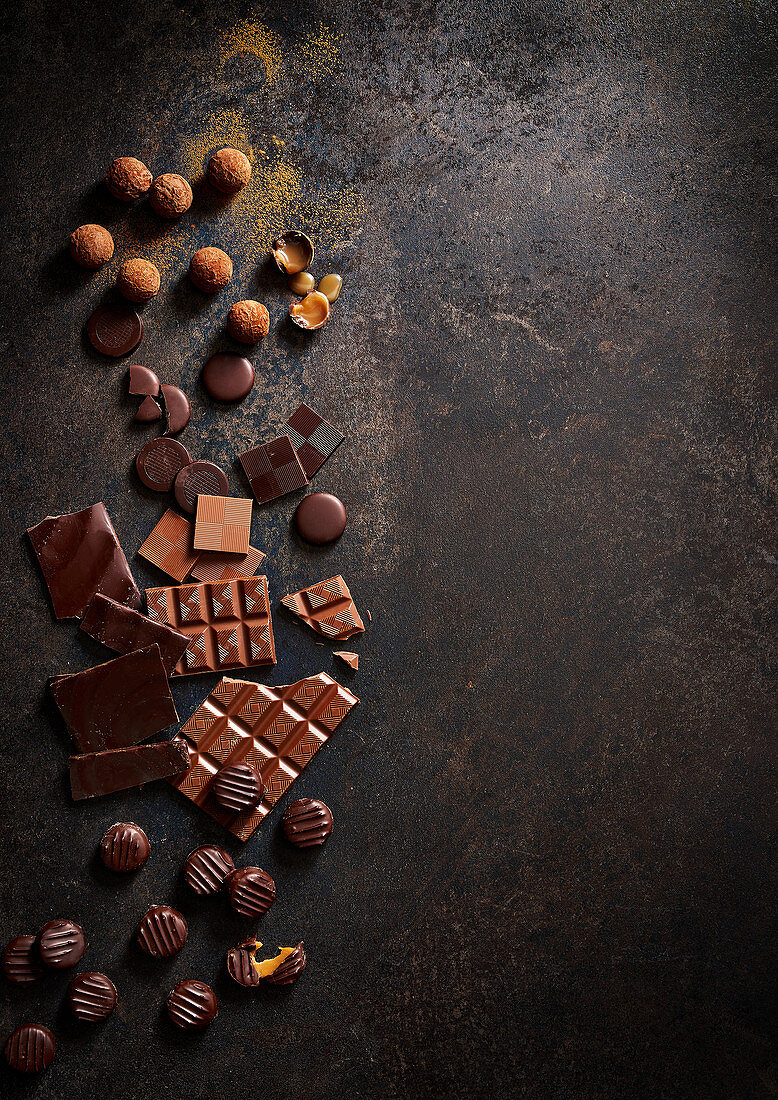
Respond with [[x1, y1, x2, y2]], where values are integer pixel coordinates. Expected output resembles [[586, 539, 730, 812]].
[[1, 1, 777, 1097]]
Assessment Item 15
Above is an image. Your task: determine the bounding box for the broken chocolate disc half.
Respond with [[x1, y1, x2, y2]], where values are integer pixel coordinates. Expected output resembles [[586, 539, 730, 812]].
[[270, 229, 313, 274], [226, 939, 306, 986]]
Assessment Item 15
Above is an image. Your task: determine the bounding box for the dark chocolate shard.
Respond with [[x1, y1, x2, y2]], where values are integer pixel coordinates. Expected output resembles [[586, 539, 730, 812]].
[[134, 395, 162, 422], [69, 740, 189, 800], [80, 593, 189, 675]]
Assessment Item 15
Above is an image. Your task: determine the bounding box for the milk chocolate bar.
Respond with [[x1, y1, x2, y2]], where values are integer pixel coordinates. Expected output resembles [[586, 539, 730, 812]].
[[281, 575, 364, 641], [70, 740, 189, 800], [79, 593, 189, 674]]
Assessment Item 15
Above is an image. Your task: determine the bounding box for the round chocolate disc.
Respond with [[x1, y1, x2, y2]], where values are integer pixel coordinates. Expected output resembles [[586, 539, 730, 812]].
[[87, 305, 143, 357], [1, 934, 43, 985], [226, 866, 276, 918], [294, 492, 347, 544], [36, 919, 86, 969], [282, 798, 334, 848], [212, 763, 265, 813], [264, 942, 307, 986], [202, 353, 255, 402], [4, 1024, 56, 1073], [67, 972, 117, 1021], [184, 845, 235, 895], [135, 437, 193, 492], [99, 822, 150, 872], [167, 980, 218, 1030], [226, 941, 261, 987], [136, 905, 188, 958], [174, 461, 230, 513]]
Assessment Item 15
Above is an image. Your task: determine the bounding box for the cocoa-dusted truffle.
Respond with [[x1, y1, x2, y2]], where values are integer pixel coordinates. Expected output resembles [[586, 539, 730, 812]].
[[149, 173, 193, 218], [105, 156, 152, 202], [189, 247, 233, 293], [116, 258, 161, 303], [69, 224, 114, 269], [227, 300, 270, 342], [207, 147, 252, 194]]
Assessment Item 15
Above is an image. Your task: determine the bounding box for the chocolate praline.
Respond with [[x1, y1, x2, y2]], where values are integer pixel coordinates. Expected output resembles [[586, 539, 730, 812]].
[[212, 762, 265, 813], [184, 845, 235, 895], [1, 935, 43, 985], [294, 492, 347, 544], [136, 905, 187, 958], [4, 1024, 56, 1073], [226, 866, 276, 918], [167, 980, 218, 1029], [67, 972, 118, 1021], [99, 822, 151, 872], [282, 798, 334, 847], [202, 353, 255, 402], [36, 919, 86, 969]]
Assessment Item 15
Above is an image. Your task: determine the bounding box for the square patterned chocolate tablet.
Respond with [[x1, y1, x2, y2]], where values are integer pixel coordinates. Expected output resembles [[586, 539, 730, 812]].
[[137, 509, 201, 582], [169, 672, 358, 840], [284, 403, 345, 478], [194, 495, 253, 555], [237, 437, 308, 505]]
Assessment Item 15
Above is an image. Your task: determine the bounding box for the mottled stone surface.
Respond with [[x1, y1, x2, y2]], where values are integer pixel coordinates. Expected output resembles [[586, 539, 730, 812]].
[[1, 1, 776, 1097]]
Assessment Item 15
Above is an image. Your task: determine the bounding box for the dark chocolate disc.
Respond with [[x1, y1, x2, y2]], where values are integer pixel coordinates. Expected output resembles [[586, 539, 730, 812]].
[[282, 798, 334, 848], [36, 919, 86, 969], [184, 845, 235, 895], [1, 934, 43, 985], [128, 363, 160, 396], [99, 822, 150, 872], [174, 461, 230, 513], [67, 972, 117, 1021], [167, 980, 218, 1029], [226, 942, 261, 987], [264, 942, 307, 986], [136, 905, 188, 958], [135, 437, 193, 492], [87, 305, 143, 357], [226, 866, 275, 918], [212, 763, 265, 813], [202, 353, 255, 402], [161, 384, 191, 435], [294, 492, 347, 544], [4, 1024, 56, 1073]]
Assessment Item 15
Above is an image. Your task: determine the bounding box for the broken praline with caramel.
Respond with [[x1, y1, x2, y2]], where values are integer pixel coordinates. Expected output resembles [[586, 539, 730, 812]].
[[289, 290, 330, 331], [271, 230, 313, 275], [226, 939, 306, 987]]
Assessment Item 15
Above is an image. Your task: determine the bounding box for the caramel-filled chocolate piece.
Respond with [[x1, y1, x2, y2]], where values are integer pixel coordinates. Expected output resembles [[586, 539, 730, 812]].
[[194, 494, 252, 555], [136, 905, 187, 958], [80, 593, 189, 674], [226, 940, 262, 987], [232, 940, 306, 985], [271, 230, 313, 274], [138, 509, 201, 582], [36, 919, 86, 969], [67, 972, 117, 1021], [281, 575, 363, 640], [289, 290, 330, 330], [263, 941, 306, 985], [167, 980, 218, 1029], [69, 740, 189, 800], [213, 763, 264, 813], [1, 935, 43, 985], [184, 845, 234, 895], [226, 866, 275, 917], [4, 1024, 56, 1073], [284, 403, 344, 478], [282, 798, 333, 847], [99, 822, 151, 872]]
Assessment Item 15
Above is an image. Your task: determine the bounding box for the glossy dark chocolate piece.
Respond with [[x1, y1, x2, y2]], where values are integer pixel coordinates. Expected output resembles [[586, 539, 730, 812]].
[[264, 941, 306, 985], [161, 384, 191, 435], [184, 845, 234, 895], [28, 502, 141, 620], [284, 402, 344, 478], [174, 460, 229, 513], [87, 305, 143, 357], [67, 972, 117, 1021], [80, 593, 190, 675], [136, 905, 188, 958], [69, 739, 189, 800], [135, 395, 161, 422], [202, 353, 255, 402], [128, 363, 160, 396], [136, 437, 193, 492], [166, 980, 218, 1029], [238, 435, 308, 504], [226, 941, 261, 987], [294, 492, 347, 544], [1, 934, 43, 985], [51, 645, 177, 753], [282, 798, 333, 847], [226, 866, 275, 917], [99, 822, 150, 872], [4, 1024, 55, 1073], [212, 763, 264, 813], [36, 919, 86, 969]]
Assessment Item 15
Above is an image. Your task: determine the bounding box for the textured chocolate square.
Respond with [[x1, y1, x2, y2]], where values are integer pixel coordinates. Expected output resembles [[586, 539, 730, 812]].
[[284, 402, 345, 477], [189, 545, 266, 584], [169, 672, 358, 840], [80, 593, 190, 675], [194, 495, 253, 555], [281, 575, 365, 640], [137, 510, 201, 582], [237, 436, 308, 505]]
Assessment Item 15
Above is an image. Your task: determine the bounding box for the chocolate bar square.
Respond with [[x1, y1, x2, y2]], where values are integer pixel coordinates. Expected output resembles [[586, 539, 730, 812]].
[[284, 402, 345, 477], [193, 495, 253, 555], [237, 436, 308, 505]]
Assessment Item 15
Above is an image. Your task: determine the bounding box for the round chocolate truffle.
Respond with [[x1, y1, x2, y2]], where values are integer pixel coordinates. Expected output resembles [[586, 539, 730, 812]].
[[167, 980, 218, 1029], [226, 866, 276, 918], [116, 258, 161, 303], [227, 300, 270, 343], [36, 919, 86, 969], [264, 942, 307, 986], [282, 798, 334, 848], [69, 224, 114, 269], [213, 763, 265, 814], [1, 935, 43, 985], [106, 156, 153, 201], [4, 1024, 56, 1073], [226, 941, 261, 987], [294, 492, 347, 544], [184, 845, 235, 896], [99, 822, 150, 872], [67, 972, 117, 1022], [86, 304, 143, 357], [207, 147, 252, 194], [202, 353, 255, 402], [135, 437, 193, 492], [189, 247, 233, 292], [149, 173, 193, 218], [136, 905, 188, 958], [174, 460, 230, 513]]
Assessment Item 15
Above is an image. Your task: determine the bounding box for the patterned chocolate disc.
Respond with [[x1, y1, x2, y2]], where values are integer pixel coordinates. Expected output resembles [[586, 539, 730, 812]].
[[174, 460, 229, 513], [36, 919, 86, 969], [212, 763, 265, 813], [282, 798, 334, 847], [67, 972, 117, 1021], [184, 845, 235, 895], [167, 980, 218, 1029], [99, 822, 150, 872], [226, 941, 261, 987], [226, 866, 276, 917], [136, 437, 193, 492], [4, 1024, 55, 1073], [87, 305, 143, 357], [264, 942, 307, 986], [1, 934, 43, 985], [136, 905, 188, 958]]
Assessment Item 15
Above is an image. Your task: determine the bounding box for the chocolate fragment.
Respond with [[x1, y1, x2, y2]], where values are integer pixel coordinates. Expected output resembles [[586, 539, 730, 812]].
[[334, 650, 359, 670], [161, 384, 191, 435], [282, 798, 333, 847], [80, 592, 189, 675], [28, 502, 141, 620], [189, 544, 265, 584], [136, 905, 188, 958], [51, 645, 177, 753], [174, 460, 229, 514], [70, 739, 189, 800], [289, 291, 330, 331], [167, 980, 217, 1029], [213, 763, 265, 813], [284, 403, 345, 478], [128, 363, 160, 396], [194, 494, 252, 554], [138, 509, 201, 582], [227, 866, 275, 917], [294, 492, 347, 544], [1, 935, 43, 985], [135, 395, 162, 422], [36, 919, 86, 969], [136, 437, 193, 492], [264, 941, 306, 985], [238, 436, 308, 505], [4, 1024, 55, 1073], [184, 845, 235, 895], [67, 972, 117, 1021], [226, 941, 261, 987], [281, 575, 364, 641], [202, 353, 255, 401], [99, 822, 151, 872], [87, 305, 143, 357]]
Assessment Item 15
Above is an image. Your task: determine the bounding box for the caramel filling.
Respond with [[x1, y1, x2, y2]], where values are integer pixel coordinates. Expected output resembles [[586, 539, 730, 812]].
[[289, 270, 315, 295], [289, 291, 330, 330], [248, 942, 296, 978], [273, 237, 310, 274], [317, 273, 342, 303]]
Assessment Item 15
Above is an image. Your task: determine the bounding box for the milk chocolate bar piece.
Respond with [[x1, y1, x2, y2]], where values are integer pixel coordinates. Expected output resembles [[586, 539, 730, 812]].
[[137, 509, 201, 582], [284, 403, 344, 478], [70, 740, 189, 800], [281, 575, 364, 641], [193, 495, 253, 555], [51, 645, 178, 752], [28, 503, 140, 619], [189, 545, 265, 584], [80, 593, 189, 674]]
